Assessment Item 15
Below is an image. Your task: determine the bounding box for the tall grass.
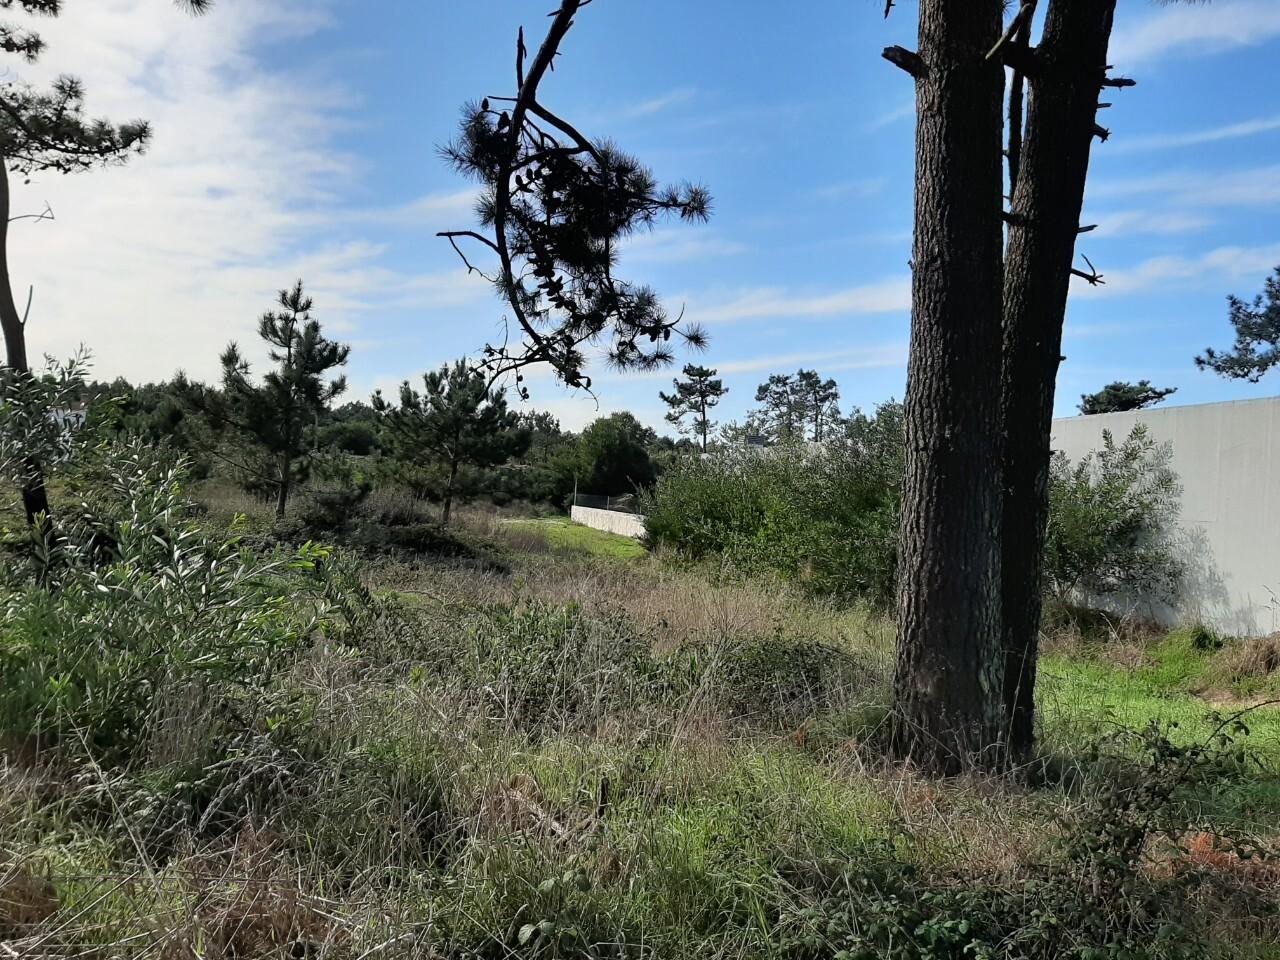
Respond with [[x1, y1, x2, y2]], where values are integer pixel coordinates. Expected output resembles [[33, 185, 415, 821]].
[[2, 443, 1279, 958]]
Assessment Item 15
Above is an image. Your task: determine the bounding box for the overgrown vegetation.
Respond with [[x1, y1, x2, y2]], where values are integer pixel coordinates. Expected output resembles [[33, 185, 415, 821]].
[[644, 402, 903, 608], [2, 434, 1278, 958], [647, 409, 1181, 621], [1045, 425, 1183, 609]]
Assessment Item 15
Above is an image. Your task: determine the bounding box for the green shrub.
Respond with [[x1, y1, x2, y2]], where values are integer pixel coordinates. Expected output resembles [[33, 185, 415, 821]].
[[643, 402, 903, 607], [0, 442, 350, 761], [1046, 425, 1182, 606], [298, 452, 373, 531]]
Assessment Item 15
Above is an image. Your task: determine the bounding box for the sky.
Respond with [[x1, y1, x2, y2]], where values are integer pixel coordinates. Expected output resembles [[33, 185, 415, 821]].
[[7, 0, 1280, 432]]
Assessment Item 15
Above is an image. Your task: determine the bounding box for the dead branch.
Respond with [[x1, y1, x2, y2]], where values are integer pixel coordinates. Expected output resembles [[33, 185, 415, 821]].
[[882, 45, 924, 78], [1070, 254, 1104, 286], [987, 0, 1037, 62], [1003, 2, 1036, 195], [7, 200, 54, 224]]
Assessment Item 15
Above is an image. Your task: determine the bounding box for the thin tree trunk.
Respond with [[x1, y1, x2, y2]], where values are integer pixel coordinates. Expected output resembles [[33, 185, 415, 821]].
[[276, 452, 291, 517], [890, 0, 1007, 774], [999, 0, 1117, 762], [699, 397, 708, 452], [0, 157, 52, 524], [441, 459, 459, 525]]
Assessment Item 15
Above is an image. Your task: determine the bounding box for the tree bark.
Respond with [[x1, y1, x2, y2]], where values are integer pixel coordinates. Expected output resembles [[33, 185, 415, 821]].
[[276, 452, 291, 517], [890, 0, 1008, 774], [999, 0, 1117, 762], [0, 158, 52, 524], [699, 396, 708, 452], [441, 458, 459, 525]]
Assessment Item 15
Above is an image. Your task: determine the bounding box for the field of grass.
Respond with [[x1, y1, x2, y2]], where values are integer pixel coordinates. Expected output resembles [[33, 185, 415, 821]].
[[502, 515, 648, 560], [4, 490, 1280, 958]]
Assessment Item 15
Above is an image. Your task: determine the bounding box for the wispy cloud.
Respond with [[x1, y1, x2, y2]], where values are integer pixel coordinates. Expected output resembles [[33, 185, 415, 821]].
[[6, 0, 431, 384], [1088, 164, 1280, 208], [715, 344, 906, 376], [868, 98, 914, 131], [1072, 242, 1280, 298], [620, 228, 748, 263], [621, 87, 697, 119], [691, 278, 911, 326], [810, 178, 887, 201], [1087, 209, 1214, 238], [1110, 115, 1280, 155], [339, 189, 481, 227], [1109, 0, 1280, 66]]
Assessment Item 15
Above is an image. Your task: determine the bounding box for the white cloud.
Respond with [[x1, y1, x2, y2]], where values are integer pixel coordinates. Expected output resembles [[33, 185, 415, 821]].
[[691, 277, 911, 326], [1109, 0, 1280, 66], [620, 228, 747, 263], [5, 0, 477, 385], [622, 87, 697, 119], [338, 189, 481, 228], [1087, 209, 1214, 238], [591, 343, 907, 384], [810, 178, 887, 201], [868, 98, 914, 131], [1110, 115, 1280, 154], [1072, 242, 1280, 298], [1088, 164, 1280, 208], [714, 343, 906, 376]]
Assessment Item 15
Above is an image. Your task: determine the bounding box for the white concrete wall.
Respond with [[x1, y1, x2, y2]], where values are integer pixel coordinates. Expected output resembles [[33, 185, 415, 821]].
[[569, 505, 647, 540], [1052, 396, 1280, 635]]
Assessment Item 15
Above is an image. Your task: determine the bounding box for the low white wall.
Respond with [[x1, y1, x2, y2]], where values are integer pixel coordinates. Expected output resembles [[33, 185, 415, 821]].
[[1052, 396, 1280, 635], [570, 505, 647, 540]]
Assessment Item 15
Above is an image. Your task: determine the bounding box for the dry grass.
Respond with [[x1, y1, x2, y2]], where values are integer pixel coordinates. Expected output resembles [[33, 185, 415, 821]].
[[6, 501, 1280, 958]]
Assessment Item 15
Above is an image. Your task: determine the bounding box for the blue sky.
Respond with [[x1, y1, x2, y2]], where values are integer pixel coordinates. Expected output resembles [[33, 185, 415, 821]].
[[12, 0, 1280, 431]]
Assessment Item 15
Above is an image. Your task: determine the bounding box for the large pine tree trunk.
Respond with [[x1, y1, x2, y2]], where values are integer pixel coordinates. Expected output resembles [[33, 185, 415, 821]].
[[999, 0, 1117, 762], [0, 158, 52, 524], [890, 0, 1008, 774]]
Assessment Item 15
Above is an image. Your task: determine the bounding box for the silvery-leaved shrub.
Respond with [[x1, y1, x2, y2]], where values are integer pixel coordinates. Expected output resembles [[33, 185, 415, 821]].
[[0, 439, 351, 761]]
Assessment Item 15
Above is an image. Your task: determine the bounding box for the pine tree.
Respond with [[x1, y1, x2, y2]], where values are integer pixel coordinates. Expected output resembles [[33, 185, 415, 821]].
[[373, 360, 529, 525], [659, 364, 727, 452], [1079, 380, 1176, 415], [883, 0, 1161, 770], [883, 0, 1007, 773], [753, 374, 801, 442], [439, 0, 710, 390], [214, 281, 350, 517], [573, 412, 656, 498], [793, 369, 841, 441], [1196, 267, 1280, 383], [0, 0, 211, 522]]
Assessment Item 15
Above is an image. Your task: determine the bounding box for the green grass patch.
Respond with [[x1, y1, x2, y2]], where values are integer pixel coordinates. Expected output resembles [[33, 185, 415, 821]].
[[1038, 653, 1280, 763], [505, 516, 647, 560]]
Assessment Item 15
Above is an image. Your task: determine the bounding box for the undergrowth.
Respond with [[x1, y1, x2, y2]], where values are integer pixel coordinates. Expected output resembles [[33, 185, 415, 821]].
[[2, 445, 1279, 958]]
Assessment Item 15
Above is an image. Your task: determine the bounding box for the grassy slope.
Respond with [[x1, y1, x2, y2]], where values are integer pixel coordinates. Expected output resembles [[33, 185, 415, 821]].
[[503, 516, 648, 560]]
